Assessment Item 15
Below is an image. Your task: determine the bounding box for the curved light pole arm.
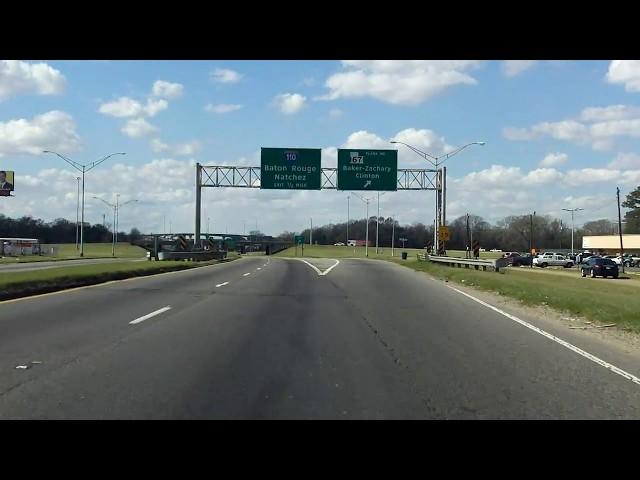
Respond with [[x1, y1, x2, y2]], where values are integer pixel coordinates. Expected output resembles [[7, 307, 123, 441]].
[[42, 150, 84, 172], [389, 141, 438, 165], [86, 152, 126, 172]]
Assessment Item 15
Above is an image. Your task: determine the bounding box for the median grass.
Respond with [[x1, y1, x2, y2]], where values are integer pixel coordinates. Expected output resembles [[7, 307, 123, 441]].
[[0, 256, 237, 301], [1, 243, 147, 264], [276, 245, 640, 332]]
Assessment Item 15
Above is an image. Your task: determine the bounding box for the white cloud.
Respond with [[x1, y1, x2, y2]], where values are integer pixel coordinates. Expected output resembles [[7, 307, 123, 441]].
[[150, 138, 169, 153], [329, 108, 343, 118], [211, 68, 243, 84], [563, 168, 620, 187], [504, 104, 640, 151], [539, 152, 568, 167], [606, 60, 640, 92], [523, 168, 564, 185], [0, 60, 66, 100], [151, 80, 184, 99], [0, 111, 81, 156], [501, 60, 537, 77], [99, 97, 167, 118], [272, 93, 306, 114], [608, 152, 640, 169], [173, 141, 201, 156], [580, 104, 640, 121], [150, 139, 201, 156], [621, 170, 640, 186], [204, 103, 243, 114], [121, 118, 157, 138], [99, 97, 142, 117], [318, 60, 482, 106]]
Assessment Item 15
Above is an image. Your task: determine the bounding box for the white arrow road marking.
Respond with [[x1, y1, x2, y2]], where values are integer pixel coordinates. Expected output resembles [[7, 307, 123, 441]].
[[216, 282, 229, 287], [130, 306, 172, 325], [299, 259, 340, 276], [447, 285, 640, 386]]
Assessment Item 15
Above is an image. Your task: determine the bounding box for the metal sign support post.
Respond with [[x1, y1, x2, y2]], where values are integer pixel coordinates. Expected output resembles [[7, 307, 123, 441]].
[[195, 162, 202, 250]]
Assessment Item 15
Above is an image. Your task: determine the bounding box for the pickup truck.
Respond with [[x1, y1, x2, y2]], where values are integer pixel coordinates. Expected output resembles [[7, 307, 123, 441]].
[[532, 253, 574, 268]]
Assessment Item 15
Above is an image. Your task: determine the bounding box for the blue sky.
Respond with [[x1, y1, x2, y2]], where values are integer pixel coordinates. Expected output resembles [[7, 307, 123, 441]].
[[1, 60, 640, 235]]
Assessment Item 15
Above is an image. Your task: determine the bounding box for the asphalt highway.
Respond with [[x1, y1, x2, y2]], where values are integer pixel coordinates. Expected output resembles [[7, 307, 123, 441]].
[[1, 255, 639, 419]]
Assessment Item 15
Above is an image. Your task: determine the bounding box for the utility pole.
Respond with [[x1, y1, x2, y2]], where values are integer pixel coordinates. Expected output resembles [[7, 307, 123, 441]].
[[562, 207, 583, 256], [207, 217, 210, 236], [102, 213, 106, 229], [391, 214, 396, 257], [310, 218, 313, 245], [530, 211, 536, 268], [466, 213, 471, 258], [617, 187, 625, 273]]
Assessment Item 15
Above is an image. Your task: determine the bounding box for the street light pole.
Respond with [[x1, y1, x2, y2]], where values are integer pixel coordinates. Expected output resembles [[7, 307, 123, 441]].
[[351, 191, 373, 257], [347, 195, 350, 245], [390, 140, 485, 254], [562, 207, 584, 256], [43, 150, 126, 257], [93, 196, 138, 257], [391, 213, 396, 257], [76, 176, 80, 250]]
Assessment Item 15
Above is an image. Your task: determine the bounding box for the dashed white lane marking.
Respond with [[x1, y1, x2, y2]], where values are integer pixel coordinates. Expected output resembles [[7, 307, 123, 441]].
[[257, 268, 262, 270], [299, 259, 340, 276], [216, 282, 229, 287], [243, 273, 251, 276], [447, 285, 640, 386], [130, 306, 172, 325]]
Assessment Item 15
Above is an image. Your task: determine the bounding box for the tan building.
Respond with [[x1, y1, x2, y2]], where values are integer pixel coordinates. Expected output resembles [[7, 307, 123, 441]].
[[582, 235, 640, 253]]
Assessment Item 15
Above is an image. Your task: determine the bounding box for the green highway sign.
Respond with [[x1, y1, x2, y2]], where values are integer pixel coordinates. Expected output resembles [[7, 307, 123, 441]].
[[294, 235, 304, 245], [261, 147, 321, 190], [337, 149, 397, 191]]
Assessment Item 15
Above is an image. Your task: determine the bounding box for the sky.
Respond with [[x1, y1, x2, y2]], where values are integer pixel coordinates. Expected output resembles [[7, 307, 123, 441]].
[[1, 59, 640, 236]]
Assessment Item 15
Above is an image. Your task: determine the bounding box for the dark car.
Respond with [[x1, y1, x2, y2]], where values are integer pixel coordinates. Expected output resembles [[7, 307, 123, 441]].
[[580, 257, 619, 278], [511, 254, 534, 266]]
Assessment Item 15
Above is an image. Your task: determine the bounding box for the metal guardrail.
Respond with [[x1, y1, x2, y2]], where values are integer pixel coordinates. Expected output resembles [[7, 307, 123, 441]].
[[424, 255, 510, 272], [157, 251, 227, 262]]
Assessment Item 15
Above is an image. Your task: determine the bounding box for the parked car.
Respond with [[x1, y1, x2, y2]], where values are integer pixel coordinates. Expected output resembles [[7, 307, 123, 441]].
[[334, 242, 345, 246], [621, 253, 639, 267], [532, 253, 574, 268], [580, 257, 619, 278], [604, 255, 623, 266], [502, 252, 522, 264], [512, 254, 534, 267]]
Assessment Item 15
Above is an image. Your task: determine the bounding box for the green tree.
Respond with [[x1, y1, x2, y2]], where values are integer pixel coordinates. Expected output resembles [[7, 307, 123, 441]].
[[622, 186, 640, 233]]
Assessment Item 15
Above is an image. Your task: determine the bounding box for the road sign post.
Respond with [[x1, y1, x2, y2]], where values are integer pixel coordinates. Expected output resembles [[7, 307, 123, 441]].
[[337, 149, 397, 191], [261, 148, 321, 190]]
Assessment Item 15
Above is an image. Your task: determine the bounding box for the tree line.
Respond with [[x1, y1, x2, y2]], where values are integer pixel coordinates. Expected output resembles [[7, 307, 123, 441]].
[[0, 215, 142, 244], [276, 213, 637, 252]]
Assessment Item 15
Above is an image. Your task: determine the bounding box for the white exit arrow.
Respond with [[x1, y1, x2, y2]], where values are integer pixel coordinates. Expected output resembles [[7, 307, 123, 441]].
[[363, 180, 372, 188]]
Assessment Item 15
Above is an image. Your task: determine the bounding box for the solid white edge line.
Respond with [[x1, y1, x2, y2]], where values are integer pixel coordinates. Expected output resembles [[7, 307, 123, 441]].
[[215, 282, 229, 287], [129, 306, 172, 325], [299, 260, 323, 275], [446, 285, 640, 386]]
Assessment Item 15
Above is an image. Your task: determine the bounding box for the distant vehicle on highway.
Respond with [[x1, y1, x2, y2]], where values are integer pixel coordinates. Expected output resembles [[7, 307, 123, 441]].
[[489, 248, 502, 252], [511, 254, 534, 267], [533, 253, 574, 268], [334, 242, 345, 246], [580, 257, 619, 278]]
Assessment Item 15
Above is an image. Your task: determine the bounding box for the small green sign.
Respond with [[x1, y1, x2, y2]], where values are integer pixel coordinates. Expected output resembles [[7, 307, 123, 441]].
[[294, 235, 304, 245], [261, 147, 321, 190], [337, 149, 397, 191]]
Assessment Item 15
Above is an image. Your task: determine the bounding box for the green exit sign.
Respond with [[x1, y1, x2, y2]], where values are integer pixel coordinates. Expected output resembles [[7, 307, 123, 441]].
[[261, 148, 321, 190], [337, 149, 397, 191], [294, 235, 304, 245]]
